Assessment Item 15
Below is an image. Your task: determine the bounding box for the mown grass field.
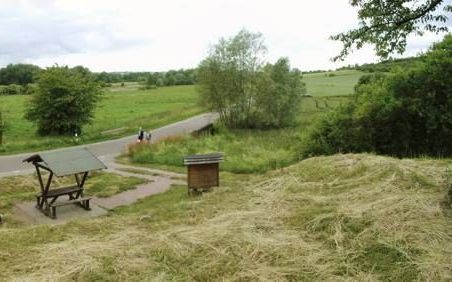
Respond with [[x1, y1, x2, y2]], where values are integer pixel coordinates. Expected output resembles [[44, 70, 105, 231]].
[[1, 154, 451, 280], [0, 85, 203, 154], [303, 69, 364, 97]]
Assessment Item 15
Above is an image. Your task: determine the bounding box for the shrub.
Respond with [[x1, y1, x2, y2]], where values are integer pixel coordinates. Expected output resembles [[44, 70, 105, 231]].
[[21, 84, 37, 95], [25, 66, 103, 136], [0, 84, 22, 95], [302, 35, 452, 158], [197, 30, 305, 129]]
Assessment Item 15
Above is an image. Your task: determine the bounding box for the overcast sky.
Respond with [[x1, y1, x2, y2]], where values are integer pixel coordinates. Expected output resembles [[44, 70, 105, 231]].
[[0, 0, 448, 72]]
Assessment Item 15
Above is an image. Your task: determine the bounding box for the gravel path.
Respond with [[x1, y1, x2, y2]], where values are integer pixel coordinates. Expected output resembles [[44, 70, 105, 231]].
[[93, 161, 186, 210]]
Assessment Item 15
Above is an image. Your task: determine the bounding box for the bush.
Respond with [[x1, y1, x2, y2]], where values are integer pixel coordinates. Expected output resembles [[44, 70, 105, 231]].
[[197, 30, 305, 129], [0, 84, 37, 96], [255, 58, 305, 128], [21, 84, 37, 95], [25, 66, 103, 136], [302, 35, 452, 158], [0, 84, 22, 95]]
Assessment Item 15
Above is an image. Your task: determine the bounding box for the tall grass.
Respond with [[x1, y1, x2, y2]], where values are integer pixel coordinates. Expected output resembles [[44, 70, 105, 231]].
[[126, 96, 351, 173], [128, 126, 302, 173]]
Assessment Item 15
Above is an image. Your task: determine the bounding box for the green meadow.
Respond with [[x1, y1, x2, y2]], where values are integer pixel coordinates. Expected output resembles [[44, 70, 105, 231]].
[[303, 69, 364, 96], [0, 85, 203, 154]]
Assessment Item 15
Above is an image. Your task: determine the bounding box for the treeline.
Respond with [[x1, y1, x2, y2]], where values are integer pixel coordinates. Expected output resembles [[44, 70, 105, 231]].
[[338, 56, 425, 73], [0, 63, 42, 95], [0, 63, 197, 90], [0, 64, 41, 85], [96, 69, 197, 86]]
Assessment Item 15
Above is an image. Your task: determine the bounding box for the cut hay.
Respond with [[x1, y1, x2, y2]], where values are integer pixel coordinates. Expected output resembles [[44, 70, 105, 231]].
[[0, 154, 451, 280]]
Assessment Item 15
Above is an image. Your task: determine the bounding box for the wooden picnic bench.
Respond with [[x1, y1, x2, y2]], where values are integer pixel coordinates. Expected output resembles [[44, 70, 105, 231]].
[[23, 147, 106, 219], [35, 184, 92, 219]]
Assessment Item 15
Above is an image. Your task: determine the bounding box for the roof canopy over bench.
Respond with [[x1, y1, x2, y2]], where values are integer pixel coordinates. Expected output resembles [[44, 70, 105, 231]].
[[23, 147, 107, 219]]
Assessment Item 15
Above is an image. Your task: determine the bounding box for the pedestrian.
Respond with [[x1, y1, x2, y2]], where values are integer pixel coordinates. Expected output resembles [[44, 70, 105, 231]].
[[145, 131, 152, 143], [74, 130, 79, 143], [137, 127, 144, 143]]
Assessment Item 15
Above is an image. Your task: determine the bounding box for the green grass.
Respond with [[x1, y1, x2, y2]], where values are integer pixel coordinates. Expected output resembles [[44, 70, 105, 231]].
[[303, 69, 364, 97], [0, 85, 203, 155], [0, 154, 451, 280], [125, 96, 351, 174]]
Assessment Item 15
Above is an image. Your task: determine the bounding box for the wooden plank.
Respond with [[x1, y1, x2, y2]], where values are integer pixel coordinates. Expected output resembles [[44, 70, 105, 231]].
[[50, 197, 91, 207], [39, 185, 82, 197], [187, 163, 219, 189]]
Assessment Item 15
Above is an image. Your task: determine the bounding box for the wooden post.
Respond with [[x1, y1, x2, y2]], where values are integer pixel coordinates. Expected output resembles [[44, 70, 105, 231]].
[[0, 111, 4, 146]]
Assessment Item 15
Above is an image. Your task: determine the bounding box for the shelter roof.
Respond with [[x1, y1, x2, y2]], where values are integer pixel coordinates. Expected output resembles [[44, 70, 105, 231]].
[[23, 147, 107, 176]]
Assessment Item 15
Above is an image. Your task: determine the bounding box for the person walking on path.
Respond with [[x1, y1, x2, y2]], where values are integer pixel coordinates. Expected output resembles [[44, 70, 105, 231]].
[[145, 131, 152, 143], [137, 127, 144, 143]]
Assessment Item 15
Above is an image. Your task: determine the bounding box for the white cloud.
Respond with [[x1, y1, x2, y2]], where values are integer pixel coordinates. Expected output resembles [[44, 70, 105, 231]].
[[0, 0, 447, 71]]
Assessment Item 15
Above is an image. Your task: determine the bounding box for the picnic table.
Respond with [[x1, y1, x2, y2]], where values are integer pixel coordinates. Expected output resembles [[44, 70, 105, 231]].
[[23, 147, 107, 219]]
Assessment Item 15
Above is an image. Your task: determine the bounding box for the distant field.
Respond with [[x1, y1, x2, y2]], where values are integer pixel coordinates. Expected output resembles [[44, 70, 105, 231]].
[[0, 85, 203, 154], [303, 70, 364, 97]]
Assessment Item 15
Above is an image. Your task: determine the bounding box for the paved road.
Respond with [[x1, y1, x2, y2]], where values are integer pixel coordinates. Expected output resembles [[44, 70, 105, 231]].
[[0, 113, 218, 177]]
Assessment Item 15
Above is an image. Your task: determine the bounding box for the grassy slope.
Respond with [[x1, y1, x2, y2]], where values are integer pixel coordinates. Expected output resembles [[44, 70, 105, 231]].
[[1, 154, 451, 280], [0, 85, 203, 154], [303, 70, 364, 97]]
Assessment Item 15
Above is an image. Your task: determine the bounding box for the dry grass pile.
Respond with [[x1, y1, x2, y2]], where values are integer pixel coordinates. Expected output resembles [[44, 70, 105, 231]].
[[0, 154, 451, 280]]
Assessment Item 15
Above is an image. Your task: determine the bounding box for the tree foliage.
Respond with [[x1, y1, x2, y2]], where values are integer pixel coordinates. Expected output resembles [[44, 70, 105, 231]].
[[198, 30, 305, 129], [256, 58, 305, 128], [332, 0, 452, 60], [338, 56, 426, 73], [303, 34, 452, 157], [95, 69, 197, 86], [0, 64, 41, 85], [25, 66, 103, 136]]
